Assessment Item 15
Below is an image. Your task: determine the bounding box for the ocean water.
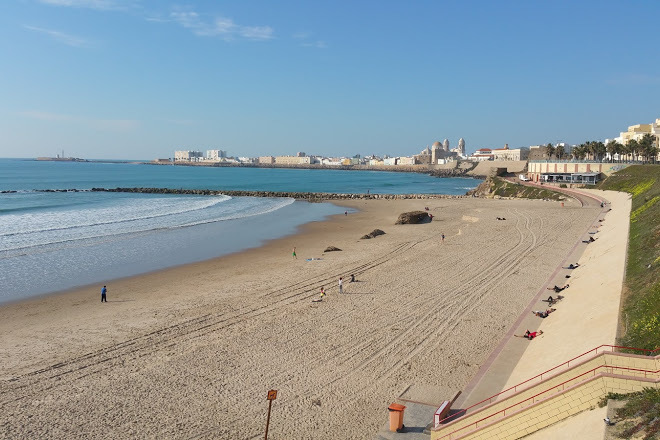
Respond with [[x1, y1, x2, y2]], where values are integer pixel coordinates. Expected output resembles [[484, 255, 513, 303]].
[[0, 159, 480, 303]]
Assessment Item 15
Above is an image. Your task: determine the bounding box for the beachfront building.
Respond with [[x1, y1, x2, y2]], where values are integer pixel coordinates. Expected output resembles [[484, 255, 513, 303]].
[[341, 157, 360, 166], [455, 138, 466, 157], [528, 145, 550, 161], [469, 148, 494, 161], [414, 146, 433, 165], [258, 156, 275, 164], [174, 150, 204, 162], [206, 150, 227, 161], [431, 141, 442, 165], [608, 118, 660, 161], [527, 162, 607, 184], [398, 156, 415, 165], [491, 145, 529, 161], [275, 155, 312, 165], [430, 141, 460, 164], [614, 119, 660, 145]]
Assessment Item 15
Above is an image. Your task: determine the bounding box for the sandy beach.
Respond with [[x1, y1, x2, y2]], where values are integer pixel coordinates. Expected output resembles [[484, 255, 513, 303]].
[[0, 196, 600, 439]]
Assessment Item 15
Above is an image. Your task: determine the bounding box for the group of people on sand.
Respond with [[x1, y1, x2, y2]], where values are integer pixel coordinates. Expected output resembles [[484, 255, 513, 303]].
[[515, 261, 583, 340], [314, 274, 357, 302]]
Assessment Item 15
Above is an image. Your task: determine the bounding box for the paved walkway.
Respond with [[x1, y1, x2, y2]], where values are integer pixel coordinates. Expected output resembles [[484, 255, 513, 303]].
[[375, 189, 631, 439]]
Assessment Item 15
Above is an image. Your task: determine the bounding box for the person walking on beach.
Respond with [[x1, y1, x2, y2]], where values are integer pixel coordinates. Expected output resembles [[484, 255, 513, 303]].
[[441, 233, 445, 242], [101, 285, 107, 303], [338, 277, 343, 294], [292, 247, 297, 259]]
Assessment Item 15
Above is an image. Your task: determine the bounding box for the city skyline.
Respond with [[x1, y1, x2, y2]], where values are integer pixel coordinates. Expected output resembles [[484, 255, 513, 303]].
[[1, 0, 660, 160]]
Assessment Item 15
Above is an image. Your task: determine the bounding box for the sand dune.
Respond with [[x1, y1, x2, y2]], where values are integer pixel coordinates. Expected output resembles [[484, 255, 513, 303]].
[[0, 196, 599, 439]]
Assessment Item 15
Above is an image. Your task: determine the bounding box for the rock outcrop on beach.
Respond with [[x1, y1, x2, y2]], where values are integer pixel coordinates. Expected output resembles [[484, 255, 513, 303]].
[[360, 229, 386, 239], [395, 211, 430, 225], [324, 246, 342, 252]]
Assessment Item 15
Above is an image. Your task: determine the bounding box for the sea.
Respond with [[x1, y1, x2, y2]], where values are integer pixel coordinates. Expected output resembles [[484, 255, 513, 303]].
[[0, 159, 481, 304]]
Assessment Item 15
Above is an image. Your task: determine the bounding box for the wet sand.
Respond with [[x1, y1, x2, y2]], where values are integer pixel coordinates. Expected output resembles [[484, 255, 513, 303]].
[[0, 196, 599, 439]]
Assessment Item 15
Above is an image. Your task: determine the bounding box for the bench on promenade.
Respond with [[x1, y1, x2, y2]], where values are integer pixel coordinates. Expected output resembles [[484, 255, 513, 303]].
[[434, 391, 462, 428]]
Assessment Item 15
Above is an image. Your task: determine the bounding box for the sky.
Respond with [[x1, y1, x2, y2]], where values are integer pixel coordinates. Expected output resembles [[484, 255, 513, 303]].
[[1, 0, 659, 160]]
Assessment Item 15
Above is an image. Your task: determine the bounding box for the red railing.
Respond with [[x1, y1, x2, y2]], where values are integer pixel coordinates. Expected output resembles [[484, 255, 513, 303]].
[[437, 345, 659, 427], [436, 362, 660, 440]]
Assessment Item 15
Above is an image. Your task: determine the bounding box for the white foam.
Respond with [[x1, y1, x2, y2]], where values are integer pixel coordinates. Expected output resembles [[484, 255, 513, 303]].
[[0, 195, 294, 253]]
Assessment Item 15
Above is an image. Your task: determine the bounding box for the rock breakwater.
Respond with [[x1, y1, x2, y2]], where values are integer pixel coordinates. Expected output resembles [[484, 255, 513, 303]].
[[86, 187, 467, 201]]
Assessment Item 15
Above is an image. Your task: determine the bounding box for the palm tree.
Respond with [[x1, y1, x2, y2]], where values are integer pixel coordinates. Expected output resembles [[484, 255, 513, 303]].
[[613, 141, 624, 162], [583, 142, 593, 161], [628, 139, 640, 162], [606, 141, 617, 162], [639, 134, 656, 163], [593, 141, 606, 162], [545, 143, 555, 160], [555, 144, 565, 160]]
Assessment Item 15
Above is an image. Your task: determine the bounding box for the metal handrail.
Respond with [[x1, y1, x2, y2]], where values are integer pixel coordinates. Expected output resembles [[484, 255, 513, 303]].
[[436, 360, 660, 439], [437, 345, 658, 426]]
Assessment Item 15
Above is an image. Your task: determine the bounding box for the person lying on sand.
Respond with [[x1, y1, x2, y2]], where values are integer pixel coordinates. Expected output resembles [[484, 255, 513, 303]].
[[545, 295, 564, 304], [547, 284, 569, 292], [565, 263, 580, 269], [515, 330, 544, 340], [532, 308, 556, 318], [582, 236, 596, 243]]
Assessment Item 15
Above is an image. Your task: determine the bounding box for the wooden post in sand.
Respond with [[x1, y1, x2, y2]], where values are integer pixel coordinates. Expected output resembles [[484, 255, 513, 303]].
[[264, 389, 277, 440]]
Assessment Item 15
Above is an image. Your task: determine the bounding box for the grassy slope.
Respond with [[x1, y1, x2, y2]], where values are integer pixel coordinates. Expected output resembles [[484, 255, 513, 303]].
[[597, 165, 660, 351], [489, 177, 565, 200], [596, 165, 660, 440]]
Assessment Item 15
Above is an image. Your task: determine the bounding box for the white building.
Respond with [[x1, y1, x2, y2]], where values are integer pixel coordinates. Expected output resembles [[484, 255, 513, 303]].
[[469, 148, 494, 161], [491, 145, 529, 161], [174, 150, 203, 162], [206, 150, 227, 161]]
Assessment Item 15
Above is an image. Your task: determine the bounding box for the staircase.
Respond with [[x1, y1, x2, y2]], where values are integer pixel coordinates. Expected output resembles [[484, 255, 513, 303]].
[[431, 345, 660, 440]]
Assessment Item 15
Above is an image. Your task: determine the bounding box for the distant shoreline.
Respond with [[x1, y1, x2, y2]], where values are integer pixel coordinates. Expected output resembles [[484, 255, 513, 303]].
[[147, 160, 486, 178], [29, 156, 489, 179]]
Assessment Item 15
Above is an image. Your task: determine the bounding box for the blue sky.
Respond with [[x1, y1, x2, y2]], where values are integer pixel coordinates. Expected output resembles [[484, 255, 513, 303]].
[[1, 0, 659, 160]]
